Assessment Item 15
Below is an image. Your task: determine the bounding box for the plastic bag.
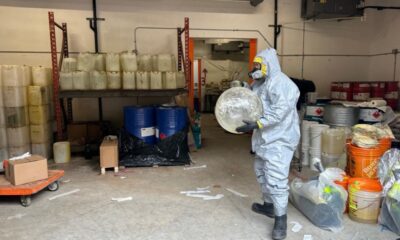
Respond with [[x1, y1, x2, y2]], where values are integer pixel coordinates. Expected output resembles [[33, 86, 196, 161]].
[[119, 128, 190, 167], [378, 149, 400, 196], [289, 168, 347, 232], [379, 171, 400, 235]]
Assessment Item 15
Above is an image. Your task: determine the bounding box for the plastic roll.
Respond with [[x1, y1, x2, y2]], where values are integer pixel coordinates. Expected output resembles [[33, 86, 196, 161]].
[[8, 145, 31, 158], [28, 86, 50, 106], [370, 100, 387, 108], [122, 72, 136, 90], [150, 71, 163, 90], [1, 65, 24, 87], [107, 72, 121, 89], [29, 105, 49, 125], [136, 71, 150, 90], [94, 54, 105, 71], [60, 72, 73, 90], [3, 86, 27, 108], [5, 107, 29, 128], [32, 66, 51, 86], [72, 71, 90, 90], [164, 72, 177, 89], [22, 65, 32, 86], [120, 52, 138, 72], [61, 58, 77, 72], [7, 126, 30, 147], [30, 124, 50, 144], [106, 53, 120, 72], [89, 71, 107, 90], [0, 128, 7, 148], [77, 53, 96, 71], [31, 143, 52, 159]]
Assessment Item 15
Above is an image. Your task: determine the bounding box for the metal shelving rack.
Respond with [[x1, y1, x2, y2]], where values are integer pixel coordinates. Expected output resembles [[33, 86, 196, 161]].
[[49, 12, 192, 140]]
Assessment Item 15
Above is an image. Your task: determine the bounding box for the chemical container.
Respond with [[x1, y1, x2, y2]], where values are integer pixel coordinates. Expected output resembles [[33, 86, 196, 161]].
[[29, 105, 49, 125], [164, 72, 177, 89], [94, 54, 105, 71], [352, 83, 370, 101], [176, 72, 186, 88], [370, 82, 385, 98], [32, 66, 51, 86], [28, 86, 49, 106], [359, 108, 383, 124], [32, 143, 52, 159], [120, 52, 138, 72], [138, 55, 152, 71], [136, 71, 150, 90], [156, 106, 187, 140], [152, 55, 158, 71], [304, 104, 324, 122], [330, 82, 341, 100], [106, 53, 120, 72], [30, 124, 50, 144], [385, 81, 399, 110], [72, 71, 90, 90], [322, 128, 346, 158], [5, 107, 29, 128], [1, 65, 24, 87], [107, 72, 121, 89], [3, 86, 27, 107], [122, 72, 136, 90], [8, 145, 30, 158], [59, 72, 73, 90], [150, 71, 163, 90], [7, 126, 30, 147], [53, 141, 71, 163], [22, 65, 32, 87], [157, 54, 175, 72], [61, 58, 77, 73], [324, 104, 359, 127], [0, 127, 7, 148], [340, 83, 353, 101], [124, 106, 156, 144], [348, 178, 382, 223], [77, 53, 95, 71], [89, 71, 107, 90]]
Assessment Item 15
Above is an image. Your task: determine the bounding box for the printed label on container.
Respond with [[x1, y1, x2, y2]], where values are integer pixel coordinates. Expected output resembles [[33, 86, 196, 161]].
[[156, 128, 159, 138], [306, 106, 324, 117], [353, 93, 370, 101], [360, 109, 382, 122], [331, 92, 340, 99], [342, 83, 350, 88], [385, 92, 399, 99], [340, 92, 348, 100], [140, 127, 156, 137]]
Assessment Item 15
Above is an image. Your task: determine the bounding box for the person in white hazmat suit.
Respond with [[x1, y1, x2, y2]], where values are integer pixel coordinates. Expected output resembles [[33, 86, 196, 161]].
[[236, 48, 300, 240]]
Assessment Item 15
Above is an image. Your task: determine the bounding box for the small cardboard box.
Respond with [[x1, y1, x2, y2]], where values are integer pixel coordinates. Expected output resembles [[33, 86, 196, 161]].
[[7, 155, 48, 185], [100, 139, 118, 168]]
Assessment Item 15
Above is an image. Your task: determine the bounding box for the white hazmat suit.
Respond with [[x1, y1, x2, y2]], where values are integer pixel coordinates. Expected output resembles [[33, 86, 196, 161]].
[[251, 48, 300, 217]]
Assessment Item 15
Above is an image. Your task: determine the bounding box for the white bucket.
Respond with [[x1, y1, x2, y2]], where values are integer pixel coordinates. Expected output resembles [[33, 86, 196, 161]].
[[301, 120, 317, 147], [301, 146, 310, 166], [349, 186, 382, 223]]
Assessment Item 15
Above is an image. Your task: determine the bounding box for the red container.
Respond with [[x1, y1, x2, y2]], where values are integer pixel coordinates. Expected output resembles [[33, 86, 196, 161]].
[[353, 83, 370, 101], [370, 82, 385, 98], [384, 81, 399, 110], [341, 82, 353, 101], [386, 99, 398, 110], [330, 82, 341, 100], [385, 81, 399, 93]]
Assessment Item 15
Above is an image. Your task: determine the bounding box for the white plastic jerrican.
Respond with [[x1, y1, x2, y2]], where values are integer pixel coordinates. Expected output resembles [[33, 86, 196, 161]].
[[136, 71, 150, 90], [164, 72, 177, 89], [0, 128, 7, 148], [28, 86, 49, 106], [59, 72, 73, 90], [107, 72, 121, 89], [122, 72, 136, 90], [151, 55, 158, 71], [32, 66, 51, 86], [157, 54, 175, 72], [8, 145, 31, 158], [77, 53, 96, 71], [150, 71, 163, 89], [106, 53, 120, 72], [89, 71, 107, 90], [61, 58, 77, 73], [53, 141, 71, 163], [22, 65, 32, 86], [176, 71, 185, 88], [7, 126, 30, 147], [72, 71, 90, 90], [5, 107, 29, 128], [120, 52, 138, 72], [1, 65, 24, 87], [138, 55, 152, 71], [3, 86, 27, 107], [94, 54, 105, 71], [31, 143, 52, 159], [29, 105, 49, 125], [30, 124, 51, 144]]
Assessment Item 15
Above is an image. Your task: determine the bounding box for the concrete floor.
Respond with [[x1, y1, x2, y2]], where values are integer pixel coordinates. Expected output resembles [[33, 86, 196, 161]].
[[0, 114, 398, 240]]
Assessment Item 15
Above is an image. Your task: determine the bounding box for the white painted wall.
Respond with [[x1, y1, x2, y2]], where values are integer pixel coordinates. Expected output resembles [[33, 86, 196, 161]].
[[0, 0, 399, 125]]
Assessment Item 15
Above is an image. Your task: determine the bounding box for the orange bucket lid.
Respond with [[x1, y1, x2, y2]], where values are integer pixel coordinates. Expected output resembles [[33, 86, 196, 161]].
[[348, 178, 382, 192]]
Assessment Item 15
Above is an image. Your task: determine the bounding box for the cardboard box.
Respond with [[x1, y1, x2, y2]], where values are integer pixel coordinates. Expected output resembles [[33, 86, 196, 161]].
[[100, 139, 118, 168], [7, 155, 48, 185]]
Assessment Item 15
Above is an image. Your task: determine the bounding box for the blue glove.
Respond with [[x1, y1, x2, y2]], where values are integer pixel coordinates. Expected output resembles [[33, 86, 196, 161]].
[[236, 120, 260, 133]]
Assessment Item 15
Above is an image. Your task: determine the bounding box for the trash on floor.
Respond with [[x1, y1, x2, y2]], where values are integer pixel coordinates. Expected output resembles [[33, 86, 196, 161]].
[[7, 213, 27, 220], [183, 165, 207, 170], [290, 221, 303, 233], [181, 187, 223, 200], [111, 197, 133, 202], [303, 235, 313, 240], [226, 188, 248, 198], [61, 179, 71, 183], [49, 189, 80, 201]]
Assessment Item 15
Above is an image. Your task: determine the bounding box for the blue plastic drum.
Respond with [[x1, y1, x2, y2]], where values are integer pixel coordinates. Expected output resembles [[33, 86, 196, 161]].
[[124, 106, 156, 144], [156, 107, 188, 140]]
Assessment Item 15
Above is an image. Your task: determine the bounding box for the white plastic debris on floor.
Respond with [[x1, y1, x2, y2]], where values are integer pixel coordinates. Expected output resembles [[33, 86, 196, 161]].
[[111, 197, 133, 202], [181, 187, 223, 200], [183, 165, 207, 170], [225, 188, 248, 198], [48, 189, 80, 201]]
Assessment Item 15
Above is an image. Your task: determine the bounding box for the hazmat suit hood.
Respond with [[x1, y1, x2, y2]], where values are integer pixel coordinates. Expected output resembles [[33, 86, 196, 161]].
[[256, 48, 281, 80]]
